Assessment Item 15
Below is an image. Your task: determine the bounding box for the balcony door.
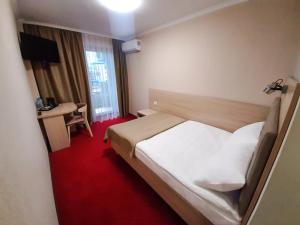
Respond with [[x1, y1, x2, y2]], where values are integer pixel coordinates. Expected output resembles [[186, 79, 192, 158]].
[[83, 34, 119, 122]]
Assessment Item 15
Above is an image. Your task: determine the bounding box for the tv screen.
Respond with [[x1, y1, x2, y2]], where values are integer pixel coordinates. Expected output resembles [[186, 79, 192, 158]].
[[20, 32, 60, 63]]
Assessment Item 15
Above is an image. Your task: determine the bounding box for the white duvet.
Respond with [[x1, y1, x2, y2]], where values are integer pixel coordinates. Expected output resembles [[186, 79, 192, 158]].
[[135, 120, 242, 225]]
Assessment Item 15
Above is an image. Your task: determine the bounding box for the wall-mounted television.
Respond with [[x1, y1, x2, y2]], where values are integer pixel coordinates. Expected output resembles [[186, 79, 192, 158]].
[[20, 32, 60, 63]]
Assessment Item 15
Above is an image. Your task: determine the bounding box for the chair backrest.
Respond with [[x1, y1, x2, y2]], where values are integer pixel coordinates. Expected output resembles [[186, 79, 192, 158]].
[[77, 103, 88, 120]]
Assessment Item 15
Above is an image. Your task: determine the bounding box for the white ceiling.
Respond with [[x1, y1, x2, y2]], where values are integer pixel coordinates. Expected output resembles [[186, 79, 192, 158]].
[[17, 0, 244, 40]]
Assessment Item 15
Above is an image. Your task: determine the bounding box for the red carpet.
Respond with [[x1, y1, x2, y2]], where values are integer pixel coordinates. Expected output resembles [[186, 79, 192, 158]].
[[49, 116, 185, 225]]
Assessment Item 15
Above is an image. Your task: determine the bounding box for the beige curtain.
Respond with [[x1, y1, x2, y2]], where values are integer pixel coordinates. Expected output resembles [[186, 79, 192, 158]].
[[23, 24, 91, 120], [112, 39, 129, 117]]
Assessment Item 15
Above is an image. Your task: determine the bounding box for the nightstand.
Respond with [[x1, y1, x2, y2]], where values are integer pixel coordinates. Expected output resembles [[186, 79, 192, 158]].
[[137, 109, 157, 117]]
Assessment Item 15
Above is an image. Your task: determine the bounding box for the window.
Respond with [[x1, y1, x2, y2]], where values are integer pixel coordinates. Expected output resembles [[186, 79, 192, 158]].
[[83, 35, 119, 122]]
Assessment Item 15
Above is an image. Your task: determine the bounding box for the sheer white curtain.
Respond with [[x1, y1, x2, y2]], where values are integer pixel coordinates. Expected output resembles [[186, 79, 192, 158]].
[[83, 34, 119, 122]]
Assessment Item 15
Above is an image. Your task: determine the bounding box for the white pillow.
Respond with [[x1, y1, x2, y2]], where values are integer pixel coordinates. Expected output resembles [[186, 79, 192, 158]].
[[194, 122, 264, 192], [233, 121, 264, 140]]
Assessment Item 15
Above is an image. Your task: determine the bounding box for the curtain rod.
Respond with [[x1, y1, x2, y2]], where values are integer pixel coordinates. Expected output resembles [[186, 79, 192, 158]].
[[18, 19, 125, 41]]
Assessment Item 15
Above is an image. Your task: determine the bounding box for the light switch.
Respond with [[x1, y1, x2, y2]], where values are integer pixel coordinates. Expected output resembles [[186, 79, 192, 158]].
[[153, 101, 158, 105]]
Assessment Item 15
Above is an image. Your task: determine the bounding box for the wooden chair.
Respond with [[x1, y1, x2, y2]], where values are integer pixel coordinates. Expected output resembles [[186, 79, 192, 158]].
[[66, 103, 93, 143]]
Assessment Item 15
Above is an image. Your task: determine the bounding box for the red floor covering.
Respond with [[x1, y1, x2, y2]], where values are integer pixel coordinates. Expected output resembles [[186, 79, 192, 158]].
[[49, 116, 186, 225]]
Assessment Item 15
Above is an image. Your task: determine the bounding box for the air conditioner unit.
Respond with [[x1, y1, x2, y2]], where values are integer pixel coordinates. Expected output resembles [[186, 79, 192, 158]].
[[122, 39, 141, 53]]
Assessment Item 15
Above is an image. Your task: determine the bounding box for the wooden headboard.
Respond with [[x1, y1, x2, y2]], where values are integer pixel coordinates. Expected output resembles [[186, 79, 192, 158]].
[[241, 77, 299, 225], [279, 77, 299, 131], [149, 89, 269, 132]]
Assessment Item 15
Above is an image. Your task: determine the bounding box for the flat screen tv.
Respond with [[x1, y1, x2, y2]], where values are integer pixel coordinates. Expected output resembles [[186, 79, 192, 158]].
[[20, 32, 60, 63]]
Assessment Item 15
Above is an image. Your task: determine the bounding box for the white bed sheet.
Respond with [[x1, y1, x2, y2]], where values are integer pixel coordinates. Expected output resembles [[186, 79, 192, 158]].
[[135, 120, 242, 225]]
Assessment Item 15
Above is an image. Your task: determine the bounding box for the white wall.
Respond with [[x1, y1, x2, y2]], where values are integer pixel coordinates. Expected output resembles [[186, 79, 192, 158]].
[[294, 13, 300, 81], [295, 54, 300, 81], [294, 34, 300, 80], [0, 0, 59, 225], [127, 0, 300, 114]]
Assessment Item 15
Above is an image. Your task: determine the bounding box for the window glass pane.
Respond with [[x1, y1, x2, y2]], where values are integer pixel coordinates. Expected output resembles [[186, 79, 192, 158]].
[[83, 34, 119, 122], [84, 49, 119, 121]]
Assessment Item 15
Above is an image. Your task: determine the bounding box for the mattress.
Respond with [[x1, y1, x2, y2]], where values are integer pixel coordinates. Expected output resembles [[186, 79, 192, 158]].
[[135, 120, 242, 225]]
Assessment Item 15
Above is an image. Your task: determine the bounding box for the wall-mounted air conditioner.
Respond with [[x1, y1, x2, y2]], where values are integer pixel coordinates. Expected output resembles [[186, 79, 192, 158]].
[[122, 39, 141, 54]]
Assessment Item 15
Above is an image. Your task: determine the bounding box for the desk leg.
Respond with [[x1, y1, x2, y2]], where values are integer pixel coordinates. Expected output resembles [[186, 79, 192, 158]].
[[43, 115, 70, 151]]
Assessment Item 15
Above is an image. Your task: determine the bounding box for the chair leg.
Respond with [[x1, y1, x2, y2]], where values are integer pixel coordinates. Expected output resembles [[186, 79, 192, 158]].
[[85, 120, 93, 137], [67, 126, 71, 144]]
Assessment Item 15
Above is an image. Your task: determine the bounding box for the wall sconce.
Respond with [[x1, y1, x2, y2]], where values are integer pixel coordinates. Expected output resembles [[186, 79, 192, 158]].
[[263, 79, 288, 95]]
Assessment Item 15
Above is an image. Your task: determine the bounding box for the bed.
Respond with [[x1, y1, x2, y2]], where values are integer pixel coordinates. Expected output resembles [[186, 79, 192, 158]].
[[105, 78, 299, 225], [136, 121, 241, 225]]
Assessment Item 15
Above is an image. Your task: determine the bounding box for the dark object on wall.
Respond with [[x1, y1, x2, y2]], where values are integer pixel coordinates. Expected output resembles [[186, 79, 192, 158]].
[[263, 78, 288, 94], [20, 32, 60, 63]]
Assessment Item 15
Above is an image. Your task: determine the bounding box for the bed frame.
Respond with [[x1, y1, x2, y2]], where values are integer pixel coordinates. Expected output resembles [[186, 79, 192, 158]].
[[111, 77, 299, 225], [149, 89, 269, 132]]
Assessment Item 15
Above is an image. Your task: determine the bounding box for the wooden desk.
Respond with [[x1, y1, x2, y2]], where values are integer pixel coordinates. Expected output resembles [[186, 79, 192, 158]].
[[38, 102, 77, 151]]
